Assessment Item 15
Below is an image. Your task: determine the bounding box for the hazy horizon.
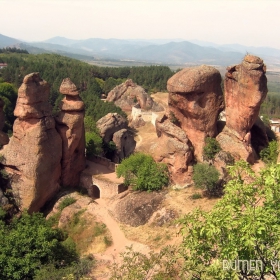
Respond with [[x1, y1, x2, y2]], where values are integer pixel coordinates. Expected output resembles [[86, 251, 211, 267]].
[[1, 0, 280, 49]]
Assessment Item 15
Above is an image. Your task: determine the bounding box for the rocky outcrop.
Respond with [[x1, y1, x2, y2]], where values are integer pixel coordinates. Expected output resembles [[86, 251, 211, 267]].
[[106, 79, 163, 111], [167, 65, 224, 161], [217, 55, 267, 163], [129, 114, 146, 129], [112, 128, 136, 163], [1, 73, 62, 212], [96, 113, 127, 143], [150, 113, 193, 185], [0, 98, 9, 146], [96, 113, 136, 163], [55, 78, 86, 188]]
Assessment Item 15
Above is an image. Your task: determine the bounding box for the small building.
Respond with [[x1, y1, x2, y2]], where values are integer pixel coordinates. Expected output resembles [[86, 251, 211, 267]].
[[270, 119, 280, 133], [0, 63, 7, 69]]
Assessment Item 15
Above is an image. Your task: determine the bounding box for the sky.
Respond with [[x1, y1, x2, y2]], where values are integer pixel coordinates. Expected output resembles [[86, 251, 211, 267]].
[[1, 0, 280, 48]]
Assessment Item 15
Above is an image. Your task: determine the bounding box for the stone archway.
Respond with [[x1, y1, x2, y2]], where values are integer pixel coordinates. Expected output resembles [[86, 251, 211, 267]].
[[88, 185, 100, 199]]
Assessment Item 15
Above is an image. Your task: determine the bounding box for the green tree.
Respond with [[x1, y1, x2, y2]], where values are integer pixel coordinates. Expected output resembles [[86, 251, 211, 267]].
[[179, 161, 280, 279], [116, 153, 169, 192], [193, 163, 220, 196], [260, 140, 279, 164], [0, 211, 78, 280], [203, 137, 221, 161]]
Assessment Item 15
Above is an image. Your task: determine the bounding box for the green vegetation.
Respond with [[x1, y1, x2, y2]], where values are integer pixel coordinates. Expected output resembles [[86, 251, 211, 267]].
[[193, 163, 220, 196], [58, 196, 77, 211], [179, 161, 280, 279], [190, 193, 203, 200], [0, 210, 94, 280], [116, 153, 169, 192], [0, 47, 29, 54], [203, 137, 221, 161], [260, 140, 279, 164]]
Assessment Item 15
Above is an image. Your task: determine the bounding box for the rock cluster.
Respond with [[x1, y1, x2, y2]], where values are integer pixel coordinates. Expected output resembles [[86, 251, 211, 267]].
[[1, 73, 62, 212], [150, 113, 193, 185], [106, 79, 163, 111], [55, 78, 86, 187], [216, 55, 267, 162], [167, 65, 224, 160], [96, 113, 136, 163]]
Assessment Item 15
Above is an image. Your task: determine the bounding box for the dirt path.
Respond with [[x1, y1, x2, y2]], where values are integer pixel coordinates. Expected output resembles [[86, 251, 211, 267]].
[[87, 198, 150, 279]]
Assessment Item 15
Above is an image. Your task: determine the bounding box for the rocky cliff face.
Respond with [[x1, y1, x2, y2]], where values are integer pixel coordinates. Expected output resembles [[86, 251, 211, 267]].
[[96, 113, 136, 163], [217, 55, 267, 163], [106, 79, 163, 112], [1, 73, 62, 212], [150, 113, 193, 185], [167, 65, 224, 161], [0, 98, 9, 146], [55, 78, 86, 188]]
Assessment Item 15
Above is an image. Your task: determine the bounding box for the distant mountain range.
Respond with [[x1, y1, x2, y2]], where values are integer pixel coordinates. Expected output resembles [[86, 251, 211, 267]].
[[1, 33, 280, 67]]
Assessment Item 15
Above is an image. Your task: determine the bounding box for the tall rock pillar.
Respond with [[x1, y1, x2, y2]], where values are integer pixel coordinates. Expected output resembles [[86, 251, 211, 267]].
[[55, 78, 86, 187], [1, 73, 62, 212]]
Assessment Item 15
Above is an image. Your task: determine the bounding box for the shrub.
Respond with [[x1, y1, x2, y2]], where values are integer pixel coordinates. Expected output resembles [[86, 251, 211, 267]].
[[190, 193, 202, 200], [203, 137, 221, 161], [260, 140, 279, 164], [193, 163, 220, 196], [58, 196, 77, 211], [116, 153, 169, 192]]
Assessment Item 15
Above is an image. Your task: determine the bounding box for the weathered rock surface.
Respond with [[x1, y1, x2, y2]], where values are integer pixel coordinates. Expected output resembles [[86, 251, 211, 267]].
[[106, 79, 163, 111], [0, 98, 9, 146], [217, 55, 267, 163], [150, 113, 193, 185], [167, 65, 224, 160], [129, 115, 146, 129], [55, 78, 86, 188], [111, 191, 165, 227], [112, 128, 136, 163], [1, 73, 62, 212], [96, 113, 128, 143]]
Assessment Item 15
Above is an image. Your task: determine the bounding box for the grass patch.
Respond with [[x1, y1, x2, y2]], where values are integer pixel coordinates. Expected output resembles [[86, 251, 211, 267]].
[[190, 193, 203, 200], [58, 196, 77, 211]]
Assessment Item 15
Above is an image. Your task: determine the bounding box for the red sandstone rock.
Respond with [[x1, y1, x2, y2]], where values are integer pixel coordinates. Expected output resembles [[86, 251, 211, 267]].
[[150, 113, 193, 185], [106, 79, 162, 111], [217, 55, 267, 163], [55, 78, 86, 188], [167, 65, 224, 160], [1, 73, 62, 212]]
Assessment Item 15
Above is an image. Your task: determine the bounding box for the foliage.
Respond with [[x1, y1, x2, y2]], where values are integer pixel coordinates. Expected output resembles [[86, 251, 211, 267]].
[[58, 196, 77, 211], [179, 161, 280, 280], [85, 131, 103, 157], [259, 140, 279, 164], [0, 211, 79, 280], [110, 245, 179, 280], [193, 163, 220, 196], [116, 153, 169, 191], [190, 193, 203, 200], [203, 137, 221, 161], [0, 47, 28, 54]]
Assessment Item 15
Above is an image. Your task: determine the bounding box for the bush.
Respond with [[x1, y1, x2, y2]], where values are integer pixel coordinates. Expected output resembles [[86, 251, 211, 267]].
[[203, 137, 221, 161], [260, 140, 279, 164], [116, 153, 169, 192], [193, 163, 220, 196]]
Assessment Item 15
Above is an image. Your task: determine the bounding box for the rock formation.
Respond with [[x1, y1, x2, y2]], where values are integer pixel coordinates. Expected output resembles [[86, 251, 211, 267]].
[[55, 78, 86, 188], [217, 55, 267, 163], [106, 79, 163, 111], [96, 113, 136, 163], [150, 113, 193, 185], [0, 98, 9, 146], [167, 65, 224, 160], [1, 73, 62, 212]]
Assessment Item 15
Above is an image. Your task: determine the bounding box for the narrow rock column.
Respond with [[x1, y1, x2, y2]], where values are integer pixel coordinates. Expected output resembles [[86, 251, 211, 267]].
[[1, 73, 62, 212], [55, 78, 86, 187]]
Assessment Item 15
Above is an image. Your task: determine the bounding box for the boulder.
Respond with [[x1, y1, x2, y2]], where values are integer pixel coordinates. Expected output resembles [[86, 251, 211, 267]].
[[112, 128, 136, 163], [96, 113, 128, 143], [1, 73, 62, 212], [217, 55, 267, 163], [167, 65, 224, 161], [150, 113, 193, 185], [55, 78, 86, 188], [106, 79, 162, 111]]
